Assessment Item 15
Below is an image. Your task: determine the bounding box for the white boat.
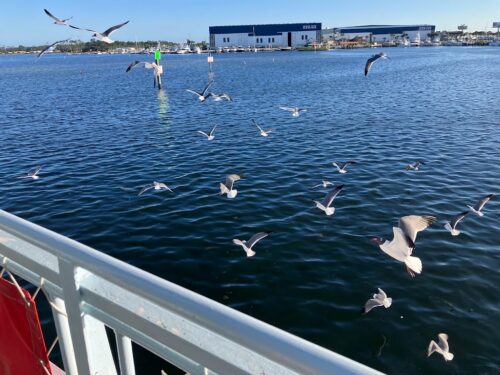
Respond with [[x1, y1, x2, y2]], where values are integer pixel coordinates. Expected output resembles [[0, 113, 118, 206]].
[[398, 39, 410, 47], [194, 46, 202, 54], [176, 44, 192, 54], [410, 32, 421, 47]]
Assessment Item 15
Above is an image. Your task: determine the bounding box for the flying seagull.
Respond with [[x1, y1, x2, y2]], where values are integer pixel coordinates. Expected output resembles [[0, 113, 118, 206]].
[[363, 288, 392, 314], [126, 60, 160, 73], [314, 184, 344, 216], [138, 181, 173, 196], [312, 180, 334, 189], [427, 333, 454, 361], [233, 231, 271, 257], [467, 194, 493, 217], [209, 93, 232, 101], [332, 161, 356, 174], [186, 81, 213, 102], [252, 119, 272, 137], [371, 215, 436, 277], [365, 52, 388, 76], [220, 174, 241, 199], [197, 125, 217, 140], [69, 21, 130, 44], [43, 9, 73, 26], [37, 39, 71, 58], [279, 106, 307, 117], [444, 211, 468, 236], [126, 61, 162, 87], [406, 160, 425, 171], [17, 166, 42, 180]]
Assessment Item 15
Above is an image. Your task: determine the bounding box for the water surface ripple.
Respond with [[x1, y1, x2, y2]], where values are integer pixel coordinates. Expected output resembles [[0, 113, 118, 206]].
[[0, 48, 499, 374]]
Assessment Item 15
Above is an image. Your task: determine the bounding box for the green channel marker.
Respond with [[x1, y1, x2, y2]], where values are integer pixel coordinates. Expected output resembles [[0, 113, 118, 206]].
[[155, 49, 161, 61]]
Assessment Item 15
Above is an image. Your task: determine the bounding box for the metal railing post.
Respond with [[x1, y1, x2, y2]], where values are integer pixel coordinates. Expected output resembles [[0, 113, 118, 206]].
[[59, 261, 117, 375], [115, 333, 136, 375], [50, 297, 79, 375]]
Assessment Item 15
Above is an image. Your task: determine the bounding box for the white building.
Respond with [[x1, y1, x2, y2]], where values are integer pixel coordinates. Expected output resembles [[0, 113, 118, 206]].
[[322, 25, 436, 43], [209, 23, 322, 49]]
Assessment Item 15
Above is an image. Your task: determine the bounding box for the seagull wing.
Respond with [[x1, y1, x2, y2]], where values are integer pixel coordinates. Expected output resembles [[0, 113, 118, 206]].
[[222, 93, 232, 101], [197, 130, 209, 137], [450, 211, 468, 230], [427, 340, 439, 357], [201, 80, 214, 96], [298, 108, 308, 112], [61, 16, 73, 23], [437, 334, 449, 352], [29, 166, 42, 176], [225, 174, 241, 190], [252, 119, 263, 132], [376, 288, 387, 299], [102, 21, 130, 37], [158, 183, 174, 193], [474, 194, 493, 211], [364, 298, 383, 313], [68, 24, 97, 33], [380, 227, 413, 261], [209, 125, 217, 136], [364, 54, 380, 76], [43, 9, 62, 23], [138, 185, 153, 196], [321, 184, 344, 208], [398, 215, 436, 244], [186, 89, 202, 97], [246, 231, 271, 249], [37, 40, 70, 58], [126, 61, 145, 72], [280, 106, 295, 112]]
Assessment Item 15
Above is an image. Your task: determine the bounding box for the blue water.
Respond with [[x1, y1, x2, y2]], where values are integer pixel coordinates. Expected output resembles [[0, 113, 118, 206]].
[[0, 48, 499, 374]]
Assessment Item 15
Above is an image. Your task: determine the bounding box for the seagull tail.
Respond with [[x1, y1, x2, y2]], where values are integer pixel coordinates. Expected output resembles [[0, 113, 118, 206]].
[[405, 256, 422, 275], [444, 222, 460, 236], [384, 297, 392, 308], [245, 248, 256, 257], [444, 352, 454, 361]]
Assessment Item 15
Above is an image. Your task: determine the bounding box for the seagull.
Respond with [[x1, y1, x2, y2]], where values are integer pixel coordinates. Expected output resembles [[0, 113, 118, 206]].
[[252, 119, 272, 137], [37, 39, 71, 58], [43, 9, 73, 26], [17, 166, 42, 180], [69, 21, 130, 44], [279, 106, 307, 117], [197, 125, 217, 140], [233, 231, 271, 257], [363, 288, 392, 314], [467, 194, 493, 217], [209, 93, 232, 101], [427, 333, 454, 361], [444, 211, 469, 236], [126, 61, 162, 87], [312, 180, 334, 189], [220, 174, 241, 199], [332, 161, 356, 174], [371, 215, 436, 277], [314, 184, 344, 216], [126, 60, 160, 73], [365, 52, 388, 76], [186, 81, 213, 102], [138, 181, 173, 196], [406, 160, 425, 171]]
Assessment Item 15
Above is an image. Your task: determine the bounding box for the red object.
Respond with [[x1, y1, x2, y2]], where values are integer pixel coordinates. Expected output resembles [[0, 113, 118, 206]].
[[0, 277, 52, 375]]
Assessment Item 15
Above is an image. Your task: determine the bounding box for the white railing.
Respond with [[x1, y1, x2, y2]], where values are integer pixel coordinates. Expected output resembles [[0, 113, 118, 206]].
[[0, 210, 382, 375]]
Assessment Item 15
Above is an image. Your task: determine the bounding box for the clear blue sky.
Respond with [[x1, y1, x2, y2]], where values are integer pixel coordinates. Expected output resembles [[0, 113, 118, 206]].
[[1, 0, 499, 45]]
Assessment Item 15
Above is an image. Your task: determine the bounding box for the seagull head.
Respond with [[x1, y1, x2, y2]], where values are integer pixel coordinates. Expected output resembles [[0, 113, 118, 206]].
[[370, 237, 385, 245]]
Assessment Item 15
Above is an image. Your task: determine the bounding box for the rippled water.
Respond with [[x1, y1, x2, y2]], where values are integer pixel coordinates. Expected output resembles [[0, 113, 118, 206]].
[[0, 47, 499, 374]]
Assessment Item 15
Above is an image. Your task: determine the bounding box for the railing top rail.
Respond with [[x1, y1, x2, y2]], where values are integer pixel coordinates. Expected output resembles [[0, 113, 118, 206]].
[[0, 210, 381, 375]]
